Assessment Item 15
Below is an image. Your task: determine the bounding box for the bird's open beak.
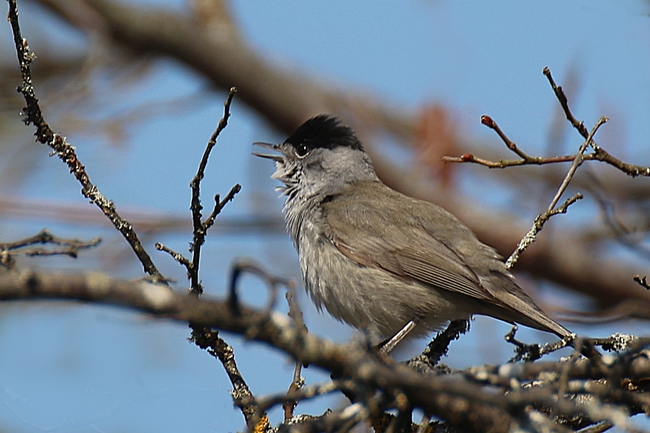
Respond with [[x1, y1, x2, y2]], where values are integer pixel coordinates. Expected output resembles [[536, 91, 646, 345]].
[[252, 142, 283, 162]]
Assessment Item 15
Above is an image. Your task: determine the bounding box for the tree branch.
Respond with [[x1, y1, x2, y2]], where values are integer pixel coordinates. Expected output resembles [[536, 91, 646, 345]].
[[6, 0, 166, 281], [505, 116, 607, 268], [0, 269, 647, 432], [0, 229, 100, 268]]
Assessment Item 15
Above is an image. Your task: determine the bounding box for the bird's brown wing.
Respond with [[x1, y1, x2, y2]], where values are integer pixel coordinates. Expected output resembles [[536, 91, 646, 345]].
[[321, 181, 571, 337], [322, 183, 496, 299]]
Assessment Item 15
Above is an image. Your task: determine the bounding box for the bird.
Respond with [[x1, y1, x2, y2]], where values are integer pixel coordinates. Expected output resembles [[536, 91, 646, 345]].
[[254, 114, 572, 351]]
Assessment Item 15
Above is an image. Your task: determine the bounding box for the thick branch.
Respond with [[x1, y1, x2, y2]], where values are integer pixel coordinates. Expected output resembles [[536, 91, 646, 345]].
[[37, 0, 414, 137], [1, 270, 646, 432]]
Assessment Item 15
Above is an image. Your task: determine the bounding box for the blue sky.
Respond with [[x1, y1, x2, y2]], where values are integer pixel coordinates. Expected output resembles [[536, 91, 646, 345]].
[[1, 1, 649, 431]]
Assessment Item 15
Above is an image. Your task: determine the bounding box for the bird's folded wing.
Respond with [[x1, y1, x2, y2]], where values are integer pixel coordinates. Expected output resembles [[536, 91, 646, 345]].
[[321, 183, 571, 337], [322, 191, 497, 303]]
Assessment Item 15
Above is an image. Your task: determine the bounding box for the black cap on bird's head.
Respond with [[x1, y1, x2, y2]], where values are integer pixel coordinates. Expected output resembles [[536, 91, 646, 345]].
[[254, 114, 379, 201], [253, 115, 366, 164], [284, 115, 364, 155]]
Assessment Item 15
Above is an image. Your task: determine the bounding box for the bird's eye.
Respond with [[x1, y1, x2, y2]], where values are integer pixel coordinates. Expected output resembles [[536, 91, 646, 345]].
[[295, 143, 310, 158]]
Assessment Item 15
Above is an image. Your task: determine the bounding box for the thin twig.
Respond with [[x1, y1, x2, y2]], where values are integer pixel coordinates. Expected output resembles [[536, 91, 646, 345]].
[[0, 229, 101, 268], [442, 115, 593, 168], [633, 275, 650, 291], [481, 115, 536, 160], [543, 66, 650, 178], [7, 0, 165, 281], [505, 117, 607, 268], [188, 87, 238, 295], [504, 326, 574, 362], [249, 380, 352, 419], [283, 289, 307, 421], [548, 117, 607, 210], [542, 66, 589, 138], [442, 148, 650, 175], [154, 242, 191, 270], [190, 327, 258, 427], [166, 89, 256, 427], [228, 258, 292, 316], [443, 70, 650, 177], [505, 194, 583, 270], [204, 185, 242, 231], [418, 319, 470, 368]]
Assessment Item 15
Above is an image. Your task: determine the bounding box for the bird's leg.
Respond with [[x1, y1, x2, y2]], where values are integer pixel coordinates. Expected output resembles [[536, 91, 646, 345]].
[[378, 316, 422, 355]]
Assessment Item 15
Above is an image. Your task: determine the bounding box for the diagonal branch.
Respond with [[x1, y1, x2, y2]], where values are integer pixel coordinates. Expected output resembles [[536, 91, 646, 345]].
[[506, 117, 607, 268], [543, 67, 650, 178], [6, 0, 165, 281]]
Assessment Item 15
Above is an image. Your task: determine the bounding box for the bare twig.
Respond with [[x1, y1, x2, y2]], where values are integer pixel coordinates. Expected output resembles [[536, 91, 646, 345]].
[[548, 117, 607, 210], [543, 67, 650, 178], [154, 187, 241, 282], [154, 242, 191, 269], [436, 70, 650, 310], [7, 0, 165, 281], [228, 258, 293, 316], [633, 275, 650, 291], [443, 70, 650, 178], [504, 325, 576, 362], [416, 319, 469, 368], [190, 327, 258, 427], [441, 151, 580, 168], [505, 193, 583, 269], [441, 115, 598, 169], [542, 67, 589, 138], [141, 88, 255, 427], [482, 115, 544, 161], [283, 289, 307, 421], [248, 380, 352, 420], [442, 146, 650, 177], [187, 87, 238, 296], [155, 89, 240, 295], [204, 185, 241, 232], [505, 117, 607, 268], [442, 147, 650, 175], [0, 229, 101, 268]]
